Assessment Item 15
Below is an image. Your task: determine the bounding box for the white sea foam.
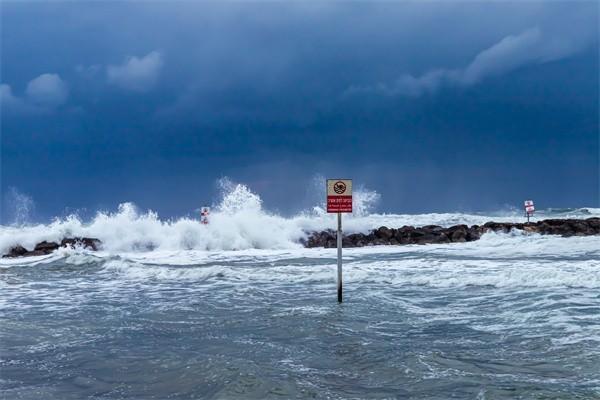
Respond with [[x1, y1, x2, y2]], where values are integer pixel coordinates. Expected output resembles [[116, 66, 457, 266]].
[[40, 231, 589, 292], [0, 180, 597, 258]]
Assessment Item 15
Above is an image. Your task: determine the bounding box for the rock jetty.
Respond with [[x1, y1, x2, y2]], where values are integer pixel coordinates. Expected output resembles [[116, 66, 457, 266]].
[[2, 218, 599, 257], [304, 218, 600, 248], [3, 238, 101, 258]]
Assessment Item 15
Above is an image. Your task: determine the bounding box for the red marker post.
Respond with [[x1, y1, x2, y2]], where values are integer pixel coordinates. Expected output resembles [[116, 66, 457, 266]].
[[524, 200, 535, 223], [200, 207, 210, 225], [327, 179, 352, 303]]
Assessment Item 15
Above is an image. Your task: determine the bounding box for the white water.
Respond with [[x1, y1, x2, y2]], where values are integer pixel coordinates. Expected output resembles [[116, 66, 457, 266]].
[[0, 180, 598, 256], [1, 183, 599, 399]]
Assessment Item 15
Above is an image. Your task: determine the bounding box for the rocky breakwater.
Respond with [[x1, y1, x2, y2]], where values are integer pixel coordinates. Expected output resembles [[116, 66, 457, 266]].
[[3, 238, 101, 258], [305, 218, 600, 248]]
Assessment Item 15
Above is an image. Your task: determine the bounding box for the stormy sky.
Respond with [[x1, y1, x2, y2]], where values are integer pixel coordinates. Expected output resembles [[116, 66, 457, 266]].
[[1, 1, 598, 222]]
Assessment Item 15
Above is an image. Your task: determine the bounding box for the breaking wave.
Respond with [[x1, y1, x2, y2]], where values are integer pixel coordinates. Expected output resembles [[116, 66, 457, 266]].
[[0, 179, 598, 256]]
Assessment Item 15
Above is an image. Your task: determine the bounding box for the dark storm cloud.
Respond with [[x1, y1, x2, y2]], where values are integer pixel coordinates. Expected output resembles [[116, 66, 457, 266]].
[[3, 2, 594, 119], [346, 22, 595, 97], [0, 1, 598, 220]]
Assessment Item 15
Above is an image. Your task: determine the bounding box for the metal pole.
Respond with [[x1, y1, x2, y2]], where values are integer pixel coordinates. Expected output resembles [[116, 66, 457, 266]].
[[337, 212, 342, 303]]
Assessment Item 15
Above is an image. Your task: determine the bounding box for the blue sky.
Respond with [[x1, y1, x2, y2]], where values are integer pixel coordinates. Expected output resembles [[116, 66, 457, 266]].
[[1, 2, 598, 222]]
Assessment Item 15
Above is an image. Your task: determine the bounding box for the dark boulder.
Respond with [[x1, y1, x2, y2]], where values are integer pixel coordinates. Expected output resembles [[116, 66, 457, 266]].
[[408, 229, 426, 238], [466, 226, 483, 241], [483, 222, 511, 233], [407, 228, 449, 244], [422, 225, 444, 233], [585, 217, 600, 233], [34, 241, 60, 253], [346, 233, 367, 247], [302, 218, 599, 248], [306, 230, 335, 248], [3, 237, 102, 258], [568, 220, 593, 236], [324, 238, 337, 248], [2, 245, 28, 258], [373, 238, 389, 246], [447, 225, 468, 243], [450, 230, 467, 243], [375, 226, 394, 240], [23, 250, 47, 257], [342, 236, 356, 248], [537, 221, 573, 236]]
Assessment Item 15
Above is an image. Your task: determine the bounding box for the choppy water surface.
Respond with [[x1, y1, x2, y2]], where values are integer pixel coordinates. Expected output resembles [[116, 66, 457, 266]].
[[2, 231, 599, 399]]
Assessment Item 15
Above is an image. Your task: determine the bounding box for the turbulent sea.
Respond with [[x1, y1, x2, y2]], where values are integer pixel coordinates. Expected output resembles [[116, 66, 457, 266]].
[[1, 184, 599, 399]]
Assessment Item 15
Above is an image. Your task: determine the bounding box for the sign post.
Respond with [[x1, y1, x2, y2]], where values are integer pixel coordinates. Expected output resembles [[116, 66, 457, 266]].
[[327, 179, 352, 303], [200, 207, 210, 224], [524, 200, 535, 223]]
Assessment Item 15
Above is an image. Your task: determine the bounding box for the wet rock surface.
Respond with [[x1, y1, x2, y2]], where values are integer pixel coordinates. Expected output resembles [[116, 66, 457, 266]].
[[2, 218, 599, 256], [3, 238, 101, 258], [305, 218, 600, 248]]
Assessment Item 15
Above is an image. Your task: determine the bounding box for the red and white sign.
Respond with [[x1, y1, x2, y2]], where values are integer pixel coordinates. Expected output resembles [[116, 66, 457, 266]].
[[327, 179, 352, 213], [200, 207, 210, 224], [524, 200, 535, 215]]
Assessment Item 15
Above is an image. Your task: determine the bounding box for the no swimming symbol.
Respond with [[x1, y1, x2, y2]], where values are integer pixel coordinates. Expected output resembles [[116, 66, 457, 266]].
[[333, 181, 347, 194]]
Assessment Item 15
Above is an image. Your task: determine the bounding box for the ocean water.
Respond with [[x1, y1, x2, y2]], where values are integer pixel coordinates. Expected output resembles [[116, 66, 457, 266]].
[[1, 184, 599, 399]]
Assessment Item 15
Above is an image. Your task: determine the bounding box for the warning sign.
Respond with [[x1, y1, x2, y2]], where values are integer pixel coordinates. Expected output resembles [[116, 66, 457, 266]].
[[524, 200, 535, 215], [327, 179, 352, 213]]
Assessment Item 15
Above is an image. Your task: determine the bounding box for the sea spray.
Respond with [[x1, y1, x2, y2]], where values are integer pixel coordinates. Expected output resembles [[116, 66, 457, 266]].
[[351, 185, 381, 217], [4, 187, 35, 226], [0, 178, 598, 256]]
